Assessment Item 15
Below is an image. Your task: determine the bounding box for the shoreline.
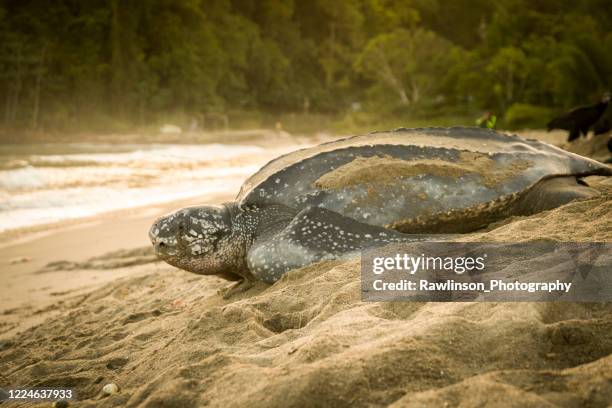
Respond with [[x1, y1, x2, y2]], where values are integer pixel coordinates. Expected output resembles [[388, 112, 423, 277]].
[[0, 133, 323, 246], [0, 128, 334, 147], [0, 192, 231, 248]]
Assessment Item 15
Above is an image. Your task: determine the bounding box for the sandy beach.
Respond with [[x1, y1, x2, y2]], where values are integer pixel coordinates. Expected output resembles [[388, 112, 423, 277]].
[[1, 130, 611, 407], [3, 1, 611, 405]]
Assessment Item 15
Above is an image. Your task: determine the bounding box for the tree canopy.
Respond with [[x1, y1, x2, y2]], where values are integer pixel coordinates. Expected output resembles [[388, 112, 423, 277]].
[[1, 0, 610, 133]]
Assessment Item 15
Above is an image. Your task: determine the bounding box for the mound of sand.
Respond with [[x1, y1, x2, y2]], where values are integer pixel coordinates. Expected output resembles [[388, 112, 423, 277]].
[[1, 179, 611, 407]]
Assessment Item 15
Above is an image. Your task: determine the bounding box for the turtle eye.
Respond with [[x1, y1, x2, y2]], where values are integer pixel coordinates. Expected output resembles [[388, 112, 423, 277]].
[[175, 222, 188, 249]]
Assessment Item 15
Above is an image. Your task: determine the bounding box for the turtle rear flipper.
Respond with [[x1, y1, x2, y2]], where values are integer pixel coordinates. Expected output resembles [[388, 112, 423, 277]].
[[513, 176, 600, 215], [246, 207, 439, 283]]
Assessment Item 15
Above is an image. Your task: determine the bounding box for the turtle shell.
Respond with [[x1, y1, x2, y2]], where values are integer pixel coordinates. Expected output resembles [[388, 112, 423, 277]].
[[237, 127, 610, 231]]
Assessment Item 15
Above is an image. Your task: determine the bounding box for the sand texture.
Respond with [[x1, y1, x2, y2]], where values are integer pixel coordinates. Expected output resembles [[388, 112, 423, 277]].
[[1, 179, 611, 407], [314, 152, 531, 191]]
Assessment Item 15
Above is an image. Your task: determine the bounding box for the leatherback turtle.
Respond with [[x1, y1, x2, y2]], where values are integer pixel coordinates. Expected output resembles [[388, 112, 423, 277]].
[[149, 127, 611, 297]]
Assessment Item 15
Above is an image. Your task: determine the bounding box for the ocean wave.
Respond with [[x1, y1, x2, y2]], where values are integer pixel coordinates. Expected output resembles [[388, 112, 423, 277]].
[[0, 174, 250, 232], [18, 143, 264, 168], [0, 164, 261, 192], [0, 166, 47, 190], [0, 143, 266, 191]]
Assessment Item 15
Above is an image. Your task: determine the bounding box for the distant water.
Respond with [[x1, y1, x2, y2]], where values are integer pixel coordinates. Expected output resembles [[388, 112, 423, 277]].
[[0, 143, 295, 233]]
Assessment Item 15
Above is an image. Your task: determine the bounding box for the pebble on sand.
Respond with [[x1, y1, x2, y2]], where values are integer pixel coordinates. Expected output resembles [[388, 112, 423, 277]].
[[102, 383, 119, 395]]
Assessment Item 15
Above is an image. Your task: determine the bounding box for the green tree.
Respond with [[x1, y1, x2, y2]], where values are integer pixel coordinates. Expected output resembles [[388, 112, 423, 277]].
[[355, 28, 454, 108]]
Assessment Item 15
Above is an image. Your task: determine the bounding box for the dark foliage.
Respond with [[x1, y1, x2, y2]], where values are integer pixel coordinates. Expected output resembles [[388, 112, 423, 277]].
[[1, 0, 611, 132]]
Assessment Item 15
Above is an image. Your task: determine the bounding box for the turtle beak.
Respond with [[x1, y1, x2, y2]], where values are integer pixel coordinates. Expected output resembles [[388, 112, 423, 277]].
[[149, 220, 177, 257], [149, 220, 161, 247]]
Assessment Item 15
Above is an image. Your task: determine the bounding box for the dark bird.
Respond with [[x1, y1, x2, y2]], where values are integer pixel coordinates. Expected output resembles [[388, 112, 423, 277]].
[[547, 93, 611, 142]]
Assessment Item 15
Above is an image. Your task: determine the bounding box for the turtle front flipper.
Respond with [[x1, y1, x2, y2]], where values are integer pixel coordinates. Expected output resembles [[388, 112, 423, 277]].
[[218, 276, 256, 299], [246, 206, 440, 283]]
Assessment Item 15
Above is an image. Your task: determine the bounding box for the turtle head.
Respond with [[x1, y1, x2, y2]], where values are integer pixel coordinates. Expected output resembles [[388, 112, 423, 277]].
[[149, 204, 235, 275]]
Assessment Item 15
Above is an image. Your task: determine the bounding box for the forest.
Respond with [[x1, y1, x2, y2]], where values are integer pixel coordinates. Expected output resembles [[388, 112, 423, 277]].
[[1, 0, 611, 134]]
